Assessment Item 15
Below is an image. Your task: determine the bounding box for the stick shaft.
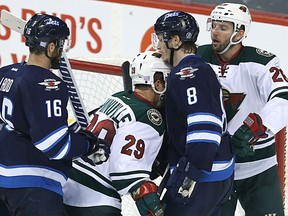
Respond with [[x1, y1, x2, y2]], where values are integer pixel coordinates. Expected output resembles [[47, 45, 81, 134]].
[[0, 10, 89, 128]]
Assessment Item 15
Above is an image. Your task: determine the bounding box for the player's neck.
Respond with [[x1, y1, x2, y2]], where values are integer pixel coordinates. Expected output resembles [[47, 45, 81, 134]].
[[218, 43, 243, 62], [134, 89, 156, 106], [174, 50, 195, 66], [26, 53, 51, 70]]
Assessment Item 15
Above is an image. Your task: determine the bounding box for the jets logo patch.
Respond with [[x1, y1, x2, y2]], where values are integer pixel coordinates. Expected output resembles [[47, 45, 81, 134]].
[[38, 79, 61, 91], [256, 48, 274, 57], [176, 67, 198, 79], [147, 109, 162, 126]]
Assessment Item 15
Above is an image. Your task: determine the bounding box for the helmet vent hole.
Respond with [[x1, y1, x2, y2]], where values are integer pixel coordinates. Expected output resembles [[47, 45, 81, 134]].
[[239, 6, 247, 12]]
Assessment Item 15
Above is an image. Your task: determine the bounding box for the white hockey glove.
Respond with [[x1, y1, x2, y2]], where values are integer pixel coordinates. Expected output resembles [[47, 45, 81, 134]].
[[83, 144, 109, 165]]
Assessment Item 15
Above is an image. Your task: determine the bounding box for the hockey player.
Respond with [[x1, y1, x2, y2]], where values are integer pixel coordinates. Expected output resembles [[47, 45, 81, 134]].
[[152, 11, 234, 216], [197, 3, 286, 216], [0, 13, 109, 216], [63, 51, 170, 216]]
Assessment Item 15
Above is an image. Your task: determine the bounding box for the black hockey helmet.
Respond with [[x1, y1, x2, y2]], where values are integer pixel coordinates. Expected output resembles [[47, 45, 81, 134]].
[[24, 13, 70, 50], [154, 11, 199, 43]]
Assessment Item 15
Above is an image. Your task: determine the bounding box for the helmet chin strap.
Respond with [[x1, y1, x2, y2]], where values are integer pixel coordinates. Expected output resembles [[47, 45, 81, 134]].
[[169, 48, 175, 66], [166, 42, 183, 66], [217, 32, 245, 55]]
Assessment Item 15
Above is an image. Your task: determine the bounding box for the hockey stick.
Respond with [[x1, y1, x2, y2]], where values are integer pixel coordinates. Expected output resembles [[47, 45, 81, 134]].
[[58, 53, 89, 128], [121, 61, 132, 91], [0, 10, 26, 34], [157, 164, 170, 200], [0, 10, 89, 129]]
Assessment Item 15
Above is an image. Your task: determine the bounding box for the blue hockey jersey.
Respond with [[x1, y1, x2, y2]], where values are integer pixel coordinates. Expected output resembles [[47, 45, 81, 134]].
[[0, 62, 91, 195], [165, 55, 234, 182]]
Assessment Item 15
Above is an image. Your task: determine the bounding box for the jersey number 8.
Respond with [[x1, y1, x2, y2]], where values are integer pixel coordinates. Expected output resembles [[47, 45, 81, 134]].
[[187, 87, 197, 105]]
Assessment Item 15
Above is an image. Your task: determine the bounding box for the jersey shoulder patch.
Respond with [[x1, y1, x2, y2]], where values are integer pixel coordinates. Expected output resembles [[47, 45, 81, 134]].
[[255, 48, 274, 57], [241, 46, 276, 65], [147, 108, 162, 126]]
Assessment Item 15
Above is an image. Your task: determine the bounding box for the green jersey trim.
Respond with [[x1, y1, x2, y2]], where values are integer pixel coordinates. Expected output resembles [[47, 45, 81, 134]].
[[69, 161, 120, 199]]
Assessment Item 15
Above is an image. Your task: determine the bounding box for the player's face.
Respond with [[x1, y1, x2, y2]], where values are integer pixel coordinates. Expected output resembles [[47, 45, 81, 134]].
[[210, 21, 234, 53], [50, 42, 63, 69], [155, 34, 171, 65]]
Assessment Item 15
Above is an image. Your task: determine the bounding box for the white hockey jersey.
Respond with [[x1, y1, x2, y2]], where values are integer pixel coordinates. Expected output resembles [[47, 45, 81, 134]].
[[63, 90, 165, 209], [198, 45, 288, 180]]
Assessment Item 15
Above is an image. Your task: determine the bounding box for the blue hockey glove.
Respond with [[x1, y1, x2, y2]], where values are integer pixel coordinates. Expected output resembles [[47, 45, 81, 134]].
[[130, 181, 164, 216], [79, 130, 110, 165], [166, 157, 201, 205], [232, 113, 268, 157]]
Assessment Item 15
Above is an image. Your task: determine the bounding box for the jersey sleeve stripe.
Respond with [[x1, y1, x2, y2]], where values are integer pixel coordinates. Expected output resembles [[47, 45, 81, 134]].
[[50, 136, 71, 159], [187, 130, 221, 145], [34, 126, 68, 151], [199, 157, 235, 182], [211, 159, 235, 171], [187, 112, 222, 128], [267, 86, 288, 101], [0, 164, 67, 193]]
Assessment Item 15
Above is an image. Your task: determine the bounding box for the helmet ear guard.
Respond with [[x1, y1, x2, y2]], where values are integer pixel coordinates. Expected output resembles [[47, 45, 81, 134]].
[[130, 51, 170, 95]]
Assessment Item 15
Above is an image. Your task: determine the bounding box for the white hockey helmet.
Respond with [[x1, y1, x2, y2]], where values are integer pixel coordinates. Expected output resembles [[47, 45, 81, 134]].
[[130, 51, 170, 95], [207, 3, 251, 54], [209, 3, 251, 38]]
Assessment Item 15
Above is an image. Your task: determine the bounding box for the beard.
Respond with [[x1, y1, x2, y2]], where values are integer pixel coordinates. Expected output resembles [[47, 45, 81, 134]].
[[50, 57, 61, 69], [212, 40, 229, 53], [50, 51, 62, 69]]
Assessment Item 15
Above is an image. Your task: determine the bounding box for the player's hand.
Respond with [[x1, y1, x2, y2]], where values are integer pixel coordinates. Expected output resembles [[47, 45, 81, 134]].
[[165, 157, 200, 205], [82, 138, 110, 165], [79, 130, 110, 165], [131, 181, 164, 216], [177, 176, 196, 199], [232, 113, 268, 157]]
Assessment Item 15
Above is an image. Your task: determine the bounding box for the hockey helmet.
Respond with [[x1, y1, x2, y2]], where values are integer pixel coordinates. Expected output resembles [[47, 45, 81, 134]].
[[208, 3, 251, 39], [24, 13, 70, 51], [154, 11, 199, 44], [130, 51, 170, 94]]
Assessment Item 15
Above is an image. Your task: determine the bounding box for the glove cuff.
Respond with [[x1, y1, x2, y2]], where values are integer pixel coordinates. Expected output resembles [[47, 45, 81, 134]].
[[78, 130, 99, 155], [243, 113, 267, 138], [130, 181, 157, 201]]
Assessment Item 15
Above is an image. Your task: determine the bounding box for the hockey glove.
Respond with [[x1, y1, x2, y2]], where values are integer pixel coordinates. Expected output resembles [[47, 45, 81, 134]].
[[130, 181, 164, 216], [166, 157, 200, 205], [232, 113, 268, 157], [79, 130, 110, 165]]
